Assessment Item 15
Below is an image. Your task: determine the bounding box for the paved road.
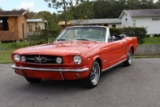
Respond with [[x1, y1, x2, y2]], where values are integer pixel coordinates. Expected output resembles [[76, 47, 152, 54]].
[[0, 58, 160, 107]]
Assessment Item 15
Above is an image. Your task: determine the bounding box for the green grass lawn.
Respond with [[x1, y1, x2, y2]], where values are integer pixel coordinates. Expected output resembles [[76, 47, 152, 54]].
[[143, 37, 160, 44], [0, 42, 30, 64], [0, 49, 14, 63]]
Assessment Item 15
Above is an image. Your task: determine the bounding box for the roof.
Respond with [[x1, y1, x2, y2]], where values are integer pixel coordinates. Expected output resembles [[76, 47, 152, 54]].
[[119, 9, 160, 18], [66, 26, 109, 29], [27, 19, 47, 23], [0, 10, 27, 17], [58, 18, 121, 25]]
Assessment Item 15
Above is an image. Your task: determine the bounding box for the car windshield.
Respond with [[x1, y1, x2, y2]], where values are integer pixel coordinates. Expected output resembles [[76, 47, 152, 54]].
[[56, 27, 106, 42]]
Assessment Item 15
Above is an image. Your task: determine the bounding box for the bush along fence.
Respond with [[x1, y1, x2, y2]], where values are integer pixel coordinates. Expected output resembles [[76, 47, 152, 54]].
[[27, 29, 59, 46], [110, 27, 147, 44], [152, 34, 160, 37]]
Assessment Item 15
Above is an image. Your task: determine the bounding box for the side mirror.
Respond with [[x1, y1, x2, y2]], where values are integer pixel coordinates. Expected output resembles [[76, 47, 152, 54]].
[[108, 36, 116, 42], [111, 36, 117, 41], [119, 34, 126, 39]]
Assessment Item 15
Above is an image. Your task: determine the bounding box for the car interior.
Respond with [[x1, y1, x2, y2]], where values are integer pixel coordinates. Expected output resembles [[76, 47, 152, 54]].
[[111, 34, 126, 41]]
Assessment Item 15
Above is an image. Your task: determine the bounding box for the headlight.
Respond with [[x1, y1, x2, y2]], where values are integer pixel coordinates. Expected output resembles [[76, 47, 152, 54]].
[[13, 54, 20, 62], [21, 56, 26, 62], [73, 56, 82, 65], [56, 57, 63, 64]]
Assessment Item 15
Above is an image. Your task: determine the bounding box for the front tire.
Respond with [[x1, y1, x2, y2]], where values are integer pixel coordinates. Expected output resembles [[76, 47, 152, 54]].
[[25, 77, 42, 84], [123, 49, 132, 66], [84, 61, 101, 88]]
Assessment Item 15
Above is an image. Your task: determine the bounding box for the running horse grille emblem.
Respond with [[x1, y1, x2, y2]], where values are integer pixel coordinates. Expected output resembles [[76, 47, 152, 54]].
[[34, 56, 47, 63]]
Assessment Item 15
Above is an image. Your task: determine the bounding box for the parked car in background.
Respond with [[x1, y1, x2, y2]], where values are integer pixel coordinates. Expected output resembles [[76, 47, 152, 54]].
[[11, 26, 138, 88]]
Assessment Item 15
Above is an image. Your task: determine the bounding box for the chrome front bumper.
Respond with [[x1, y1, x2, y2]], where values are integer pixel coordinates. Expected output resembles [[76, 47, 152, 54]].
[[11, 64, 89, 72]]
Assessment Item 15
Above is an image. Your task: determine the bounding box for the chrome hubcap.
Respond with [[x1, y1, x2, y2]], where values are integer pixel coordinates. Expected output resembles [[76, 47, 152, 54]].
[[128, 51, 132, 64], [90, 62, 100, 85]]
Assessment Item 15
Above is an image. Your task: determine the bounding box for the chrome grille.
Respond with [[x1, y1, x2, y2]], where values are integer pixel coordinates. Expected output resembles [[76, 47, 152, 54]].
[[23, 55, 63, 64]]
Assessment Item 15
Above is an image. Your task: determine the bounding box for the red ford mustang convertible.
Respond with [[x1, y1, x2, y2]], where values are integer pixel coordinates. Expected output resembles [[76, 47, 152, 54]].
[[11, 26, 138, 88]]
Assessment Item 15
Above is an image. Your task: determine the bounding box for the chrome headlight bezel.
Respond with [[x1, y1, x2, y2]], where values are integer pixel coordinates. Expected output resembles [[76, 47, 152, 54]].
[[56, 57, 63, 64], [73, 55, 82, 65], [21, 56, 26, 62], [13, 54, 20, 62]]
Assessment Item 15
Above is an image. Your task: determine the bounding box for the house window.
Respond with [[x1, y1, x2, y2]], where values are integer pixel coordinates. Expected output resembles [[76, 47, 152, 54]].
[[125, 18, 128, 21], [104, 24, 108, 26], [112, 25, 116, 28], [35, 26, 41, 31], [29, 25, 32, 32], [35, 23, 41, 31], [152, 17, 159, 21]]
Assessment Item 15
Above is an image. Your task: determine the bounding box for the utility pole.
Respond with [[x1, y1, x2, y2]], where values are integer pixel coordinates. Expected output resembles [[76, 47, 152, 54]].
[[63, 0, 67, 27]]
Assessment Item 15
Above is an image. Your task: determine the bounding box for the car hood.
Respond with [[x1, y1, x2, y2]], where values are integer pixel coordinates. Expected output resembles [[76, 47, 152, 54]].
[[13, 41, 105, 56]]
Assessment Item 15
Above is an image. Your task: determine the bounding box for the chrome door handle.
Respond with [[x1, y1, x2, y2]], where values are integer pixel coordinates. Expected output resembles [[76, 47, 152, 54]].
[[122, 42, 126, 44]]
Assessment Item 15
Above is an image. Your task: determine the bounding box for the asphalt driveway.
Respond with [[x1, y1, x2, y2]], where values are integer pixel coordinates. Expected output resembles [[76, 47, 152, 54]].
[[0, 58, 160, 107]]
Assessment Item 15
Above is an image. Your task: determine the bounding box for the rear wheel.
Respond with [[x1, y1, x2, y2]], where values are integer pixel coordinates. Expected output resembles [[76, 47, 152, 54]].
[[123, 49, 132, 66], [25, 77, 42, 84], [84, 61, 101, 88]]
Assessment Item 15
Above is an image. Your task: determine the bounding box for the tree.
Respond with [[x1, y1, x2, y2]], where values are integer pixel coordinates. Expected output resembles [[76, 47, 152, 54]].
[[139, 0, 157, 9], [69, 1, 94, 20], [27, 11, 38, 19], [44, 0, 74, 26], [92, 0, 159, 18], [44, 0, 90, 26], [37, 11, 59, 31], [93, 0, 128, 18]]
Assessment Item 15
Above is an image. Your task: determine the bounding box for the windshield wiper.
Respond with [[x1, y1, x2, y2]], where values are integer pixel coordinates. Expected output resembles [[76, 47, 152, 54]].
[[57, 38, 66, 41], [76, 38, 89, 41]]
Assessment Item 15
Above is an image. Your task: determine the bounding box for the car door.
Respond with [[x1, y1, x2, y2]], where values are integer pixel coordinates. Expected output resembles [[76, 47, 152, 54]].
[[105, 37, 127, 66], [115, 38, 127, 61]]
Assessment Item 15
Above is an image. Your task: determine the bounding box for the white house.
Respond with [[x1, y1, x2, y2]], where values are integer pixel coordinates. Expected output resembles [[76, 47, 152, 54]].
[[27, 19, 47, 36], [119, 9, 160, 35], [58, 18, 121, 30]]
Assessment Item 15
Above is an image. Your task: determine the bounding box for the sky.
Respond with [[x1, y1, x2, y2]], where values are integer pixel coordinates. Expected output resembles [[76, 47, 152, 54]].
[[0, 0, 158, 13], [0, 0, 56, 13]]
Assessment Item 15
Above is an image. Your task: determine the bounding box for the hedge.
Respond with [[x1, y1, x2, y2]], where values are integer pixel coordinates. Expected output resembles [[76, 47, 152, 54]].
[[153, 34, 160, 37], [27, 30, 59, 45], [110, 27, 147, 44]]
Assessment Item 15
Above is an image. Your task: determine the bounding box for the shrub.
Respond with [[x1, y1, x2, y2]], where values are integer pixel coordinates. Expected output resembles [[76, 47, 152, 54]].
[[153, 34, 160, 37], [145, 35, 150, 37], [110, 27, 147, 44], [110, 28, 122, 36], [27, 29, 59, 46]]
